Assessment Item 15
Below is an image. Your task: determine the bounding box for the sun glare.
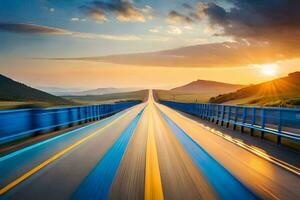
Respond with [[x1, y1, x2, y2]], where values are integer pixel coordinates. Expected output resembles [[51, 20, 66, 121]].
[[259, 63, 278, 77]]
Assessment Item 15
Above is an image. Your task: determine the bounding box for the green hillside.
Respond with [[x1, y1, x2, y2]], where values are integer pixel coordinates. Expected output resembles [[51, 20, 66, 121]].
[[209, 72, 300, 107], [0, 74, 72, 109]]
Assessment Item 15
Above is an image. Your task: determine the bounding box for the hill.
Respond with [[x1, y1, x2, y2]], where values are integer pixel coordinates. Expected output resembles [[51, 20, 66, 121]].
[[171, 80, 244, 94], [209, 72, 300, 107], [155, 80, 244, 103], [0, 74, 72, 108], [63, 90, 148, 104]]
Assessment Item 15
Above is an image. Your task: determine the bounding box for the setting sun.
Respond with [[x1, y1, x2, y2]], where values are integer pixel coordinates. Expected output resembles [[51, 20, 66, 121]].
[[259, 63, 278, 76]]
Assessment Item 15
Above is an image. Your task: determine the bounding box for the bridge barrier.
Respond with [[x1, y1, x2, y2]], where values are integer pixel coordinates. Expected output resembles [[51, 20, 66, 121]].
[[160, 100, 300, 144], [0, 101, 141, 144]]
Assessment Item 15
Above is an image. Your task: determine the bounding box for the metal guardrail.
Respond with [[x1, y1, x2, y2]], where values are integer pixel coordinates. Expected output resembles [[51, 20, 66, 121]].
[[0, 101, 141, 144], [160, 100, 300, 144]]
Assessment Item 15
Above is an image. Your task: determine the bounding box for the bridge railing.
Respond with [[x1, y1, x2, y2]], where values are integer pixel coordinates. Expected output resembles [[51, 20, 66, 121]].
[[0, 101, 141, 144], [160, 100, 300, 144]]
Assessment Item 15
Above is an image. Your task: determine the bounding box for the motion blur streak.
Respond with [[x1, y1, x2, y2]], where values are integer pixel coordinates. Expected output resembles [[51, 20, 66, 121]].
[[144, 93, 164, 200], [0, 110, 131, 195], [0, 91, 299, 200], [158, 109, 258, 199], [73, 108, 144, 200]]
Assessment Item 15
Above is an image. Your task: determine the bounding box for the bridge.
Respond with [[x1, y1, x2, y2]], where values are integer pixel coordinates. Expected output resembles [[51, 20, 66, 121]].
[[0, 91, 299, 200]]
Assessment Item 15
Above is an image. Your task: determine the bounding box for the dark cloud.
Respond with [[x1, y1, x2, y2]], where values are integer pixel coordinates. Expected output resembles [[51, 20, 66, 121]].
[[167, 10, 194, 24], [0, 22, 140, 41], [0, 23, 67, 34], [182, 3, 193, 10], [74, 0, 300, 69], [200, 0, 300, 45], [80, 0, 145, 22]]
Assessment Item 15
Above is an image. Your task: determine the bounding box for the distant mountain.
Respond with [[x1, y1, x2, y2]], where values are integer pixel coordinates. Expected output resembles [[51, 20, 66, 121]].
[[40, 87, 141, 96], [0, 74, 71, 105], [68, 87, 140, 96], [37, 86, 87, 96], [64, 90, 148, 104], [209, 72, 300, 107], [171, 80, 244, 94]]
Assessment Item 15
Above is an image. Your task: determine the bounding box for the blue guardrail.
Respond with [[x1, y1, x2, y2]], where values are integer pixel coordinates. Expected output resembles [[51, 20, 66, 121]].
[[160, 100, 300, 144], [0, 101, 141, 144]]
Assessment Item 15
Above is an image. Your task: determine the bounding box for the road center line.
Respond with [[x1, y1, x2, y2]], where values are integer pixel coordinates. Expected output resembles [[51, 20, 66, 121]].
[[144, 103, 164, 200]]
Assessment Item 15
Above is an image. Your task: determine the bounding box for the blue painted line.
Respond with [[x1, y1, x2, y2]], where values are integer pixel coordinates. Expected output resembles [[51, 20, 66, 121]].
[[72, 108, 144, 200], [159, 109, 259, 200], [0, 108, 129, 163]]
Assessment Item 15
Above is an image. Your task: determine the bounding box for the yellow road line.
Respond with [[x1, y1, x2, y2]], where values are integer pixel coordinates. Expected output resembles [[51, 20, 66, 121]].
[[145, 104, 164, 200], [0, 110, 131, 195]]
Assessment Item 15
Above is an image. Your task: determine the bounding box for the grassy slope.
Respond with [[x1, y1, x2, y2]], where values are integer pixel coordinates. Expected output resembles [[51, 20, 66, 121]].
[[155, 90, 213, 103], [209, 72, 300, 107], [0, 74, 74, 109], [63, 90, 148, 104]]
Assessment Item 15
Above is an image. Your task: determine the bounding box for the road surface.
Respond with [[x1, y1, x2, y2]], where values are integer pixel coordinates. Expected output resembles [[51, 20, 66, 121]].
[[0, 91, 299, 200]]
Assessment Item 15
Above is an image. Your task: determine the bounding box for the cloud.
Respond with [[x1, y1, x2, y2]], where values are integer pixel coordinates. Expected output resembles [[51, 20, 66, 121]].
[[74, 32, 141, 41], [80, 0, 145, 22], [166, 26, 182, 35], [77, 41, 297, 68], [0, 23, 68, 34], [80, 6, 107, 22], [70, 17, 80, 22], [166, 10, 194, 24], [149, 28, 159, 33], [182, 3, 193, 10], [0, 23, 140, 41], [142, 5, 155, 20], [104, 0, 299, 68], [197, 1, 300, 50]]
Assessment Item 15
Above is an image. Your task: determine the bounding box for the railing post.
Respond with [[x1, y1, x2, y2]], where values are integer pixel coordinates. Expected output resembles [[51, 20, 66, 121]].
[[211, 105, 215, 122], [241, 107, 246, 133], [31, 109, 39, 134], [54, 109, 60, 131], [199, 104, 202, 118], [97, 105, 100, 120], [207, 104, 211, 121], [68, 108, 73, 127], [250, 107, 255, 136], [92, 106, 95, 121], [261, 108, 265, 139], [77, 107, 82, 124], [277, 110, 282, 144], [233, 107, 238, 130], [85, 106, 89, 123], [227, 106, 231, 128], [221, 105, 225, 126], [215, 105, 219, 124]]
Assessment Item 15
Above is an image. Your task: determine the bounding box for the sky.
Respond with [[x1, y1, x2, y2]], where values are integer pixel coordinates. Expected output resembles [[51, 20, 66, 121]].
[[0, 0, 300, 90]]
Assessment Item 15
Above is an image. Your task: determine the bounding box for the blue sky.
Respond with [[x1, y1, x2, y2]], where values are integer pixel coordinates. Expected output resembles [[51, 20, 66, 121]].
[[0, 0, 300, 89], [0, 0, 231, 57]]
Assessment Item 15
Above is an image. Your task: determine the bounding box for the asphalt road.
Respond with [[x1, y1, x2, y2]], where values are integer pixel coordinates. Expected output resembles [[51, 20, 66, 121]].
[[0, 91, 299, 200]]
